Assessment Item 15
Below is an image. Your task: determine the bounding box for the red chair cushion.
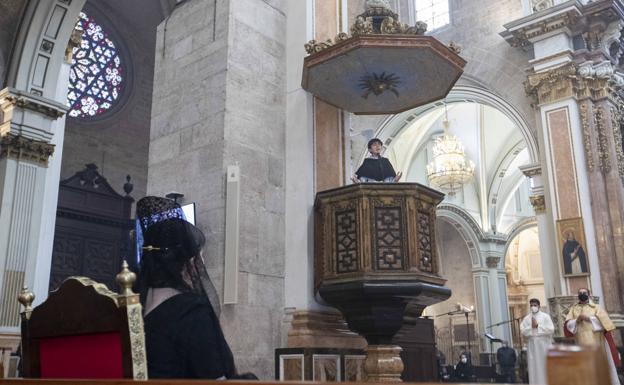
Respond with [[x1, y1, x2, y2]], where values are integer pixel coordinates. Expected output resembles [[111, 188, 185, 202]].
[[39, 332, 123, 378]]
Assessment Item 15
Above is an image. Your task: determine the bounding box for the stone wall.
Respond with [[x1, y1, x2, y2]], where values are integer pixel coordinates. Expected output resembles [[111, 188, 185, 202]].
[[148, 0, 286, 378]]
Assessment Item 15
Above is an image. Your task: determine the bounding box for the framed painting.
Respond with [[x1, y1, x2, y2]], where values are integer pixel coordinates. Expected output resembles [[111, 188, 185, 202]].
[[557, 217, 590, 277]]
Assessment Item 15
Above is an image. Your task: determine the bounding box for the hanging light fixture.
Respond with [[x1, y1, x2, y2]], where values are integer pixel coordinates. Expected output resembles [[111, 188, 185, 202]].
[[426, 103, 475, 194]]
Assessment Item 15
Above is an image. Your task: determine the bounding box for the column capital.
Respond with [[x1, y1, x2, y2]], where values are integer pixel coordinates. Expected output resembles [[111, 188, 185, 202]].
[[519, 163, 542, 177], [486, 256, 501, 269], [0, 134, 55, 166], [529, 194, 546, 214]]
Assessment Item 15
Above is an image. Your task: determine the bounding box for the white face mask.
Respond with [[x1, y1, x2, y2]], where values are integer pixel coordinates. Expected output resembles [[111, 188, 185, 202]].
[[531, 306, 539, 313]]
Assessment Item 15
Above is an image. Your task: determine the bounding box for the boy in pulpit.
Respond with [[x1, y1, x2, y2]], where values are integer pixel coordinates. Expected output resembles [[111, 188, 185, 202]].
[[564, 288, 621, 385], [351, 138, 402, 183]]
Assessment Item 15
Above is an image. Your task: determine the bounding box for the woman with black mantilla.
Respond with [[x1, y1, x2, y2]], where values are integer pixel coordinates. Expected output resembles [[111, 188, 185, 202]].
[[136, 196, 255, 379], [351, 138, 403, 183]]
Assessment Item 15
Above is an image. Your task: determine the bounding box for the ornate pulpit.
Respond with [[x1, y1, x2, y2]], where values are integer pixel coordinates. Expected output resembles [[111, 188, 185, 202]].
[[315, 183, 451, 382]]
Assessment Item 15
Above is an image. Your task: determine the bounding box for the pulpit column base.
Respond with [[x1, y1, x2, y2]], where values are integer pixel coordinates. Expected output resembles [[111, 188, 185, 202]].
[[364, 345, 404, 382]]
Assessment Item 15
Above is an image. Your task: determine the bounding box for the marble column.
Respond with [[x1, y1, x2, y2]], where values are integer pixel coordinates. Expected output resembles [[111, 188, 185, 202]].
[[0, 88, 67, 330], [520, 163, 561, 300], [484, 250, 512, 345], [502, 1, 624, 329]]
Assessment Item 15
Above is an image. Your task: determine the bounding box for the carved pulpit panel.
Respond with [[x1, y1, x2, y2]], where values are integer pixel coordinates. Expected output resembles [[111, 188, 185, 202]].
[[314, 183, 445, 290]]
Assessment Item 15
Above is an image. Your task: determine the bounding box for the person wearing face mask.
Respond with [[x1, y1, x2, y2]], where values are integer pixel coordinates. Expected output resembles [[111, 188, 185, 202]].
[[453, 353, 473, 382], [564, 288, 621, 385], [519, 298, 554, 384]]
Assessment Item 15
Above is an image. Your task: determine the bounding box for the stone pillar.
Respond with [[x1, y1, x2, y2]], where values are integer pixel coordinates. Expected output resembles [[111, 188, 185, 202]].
[[0, 0, 82, 369], [502, 1, 624, 329], [0, 88, 67, 330], [520, 163, 561, 300], [148, 0, 287, 377], [484, 251, 512, 345]]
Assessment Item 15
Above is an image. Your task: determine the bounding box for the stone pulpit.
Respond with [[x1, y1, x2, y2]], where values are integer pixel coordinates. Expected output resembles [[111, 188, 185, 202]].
[[314, 183, 451, 382]]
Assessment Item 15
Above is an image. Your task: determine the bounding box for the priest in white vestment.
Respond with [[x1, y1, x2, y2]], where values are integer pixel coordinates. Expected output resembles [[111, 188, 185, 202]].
[[520, 298, 554, 385]]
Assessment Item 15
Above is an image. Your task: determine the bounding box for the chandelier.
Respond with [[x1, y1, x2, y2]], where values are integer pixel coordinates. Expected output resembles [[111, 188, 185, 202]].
[[426, 106, 475, 194]]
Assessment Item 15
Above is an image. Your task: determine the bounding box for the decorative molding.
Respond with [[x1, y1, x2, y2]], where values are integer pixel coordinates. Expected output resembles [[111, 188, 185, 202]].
[[0, 88, 67, 119], [525, 63, 578, 104], [525, 61, 624, 105], [612, 104, 624, 182], [305, 2, 426, 54], [486, 256, 501, 269], [437, 203, 486, 241], [595, 105, 612, 173], [529, 194, 546, 214], [503, 7, 580, 48], [0, 134, 55, 166], [519, 163, 542, 177], [126, 304, 148, 379], [531, 0, 554, 13], [579, 102, 595, 171]]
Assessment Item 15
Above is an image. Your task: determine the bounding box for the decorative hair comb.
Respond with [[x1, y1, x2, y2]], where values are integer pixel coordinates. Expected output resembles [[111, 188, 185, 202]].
[[142, 245, 163, 251]]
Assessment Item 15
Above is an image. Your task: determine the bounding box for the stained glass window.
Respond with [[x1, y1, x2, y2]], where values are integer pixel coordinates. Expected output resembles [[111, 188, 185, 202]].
[[415, 0, 450, 31], [67, 12, 124, 118]]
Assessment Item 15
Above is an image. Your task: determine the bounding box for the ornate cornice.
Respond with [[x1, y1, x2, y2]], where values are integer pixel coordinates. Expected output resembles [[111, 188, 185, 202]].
[[305, 3, 426, 54], [0, 88, 66, 119], [0, 134, 55, 166], [519, 163, 542, 177], [529, 194, 546, 214], [502, 5, 581, 48]]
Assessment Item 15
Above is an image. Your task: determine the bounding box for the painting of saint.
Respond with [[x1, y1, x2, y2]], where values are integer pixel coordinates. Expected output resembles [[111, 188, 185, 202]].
[[557, 218, 589, 276]]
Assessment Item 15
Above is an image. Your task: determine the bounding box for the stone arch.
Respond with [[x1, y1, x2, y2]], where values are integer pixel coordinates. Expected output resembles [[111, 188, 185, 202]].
[[370, 81, 539, 166], [436, 204, 484, 268], [503, 216, 538, 259], [6, 0, 87, 101], [487, 141, 528, 232]]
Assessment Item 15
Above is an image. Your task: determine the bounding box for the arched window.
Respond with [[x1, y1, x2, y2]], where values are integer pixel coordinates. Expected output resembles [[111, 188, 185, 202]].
[[415, 0, 449, 31], [67, 12, 124, 118]]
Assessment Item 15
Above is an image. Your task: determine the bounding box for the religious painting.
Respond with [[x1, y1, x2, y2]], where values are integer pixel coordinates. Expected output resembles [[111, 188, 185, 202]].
[[557, 217, 589, 276]]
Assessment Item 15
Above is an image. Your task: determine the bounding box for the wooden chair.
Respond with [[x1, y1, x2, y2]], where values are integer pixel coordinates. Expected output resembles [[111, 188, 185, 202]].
[[18, 262, 147, 380]]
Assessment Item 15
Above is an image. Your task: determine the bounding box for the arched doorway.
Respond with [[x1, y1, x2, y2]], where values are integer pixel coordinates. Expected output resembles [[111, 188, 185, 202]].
[[505, 224, 545, 347]]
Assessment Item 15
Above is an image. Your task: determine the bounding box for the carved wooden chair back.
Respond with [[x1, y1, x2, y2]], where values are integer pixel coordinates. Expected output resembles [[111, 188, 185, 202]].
[[19, 265, 146, 379]]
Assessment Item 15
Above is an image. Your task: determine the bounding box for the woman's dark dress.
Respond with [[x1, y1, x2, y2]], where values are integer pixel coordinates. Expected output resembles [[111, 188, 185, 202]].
[[144, 293, 235, 379]]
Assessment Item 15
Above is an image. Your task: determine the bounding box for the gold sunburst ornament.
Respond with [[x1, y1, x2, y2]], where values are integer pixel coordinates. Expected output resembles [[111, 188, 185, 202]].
[[426, 104, 475, 195]]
